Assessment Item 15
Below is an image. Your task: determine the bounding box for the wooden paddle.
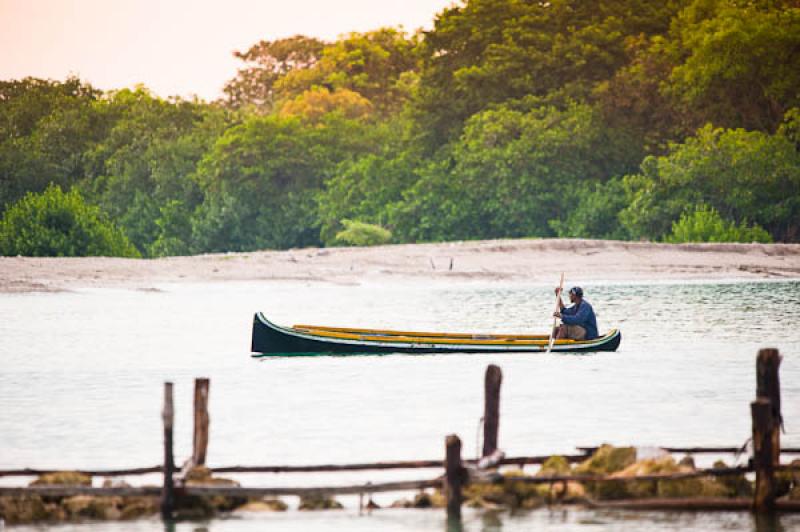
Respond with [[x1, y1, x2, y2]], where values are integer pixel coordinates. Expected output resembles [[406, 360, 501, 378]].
[[546, 272, 565, 353]]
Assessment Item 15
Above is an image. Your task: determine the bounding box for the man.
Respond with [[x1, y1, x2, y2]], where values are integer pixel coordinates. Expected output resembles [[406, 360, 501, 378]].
[[553, 286, 598, 340]]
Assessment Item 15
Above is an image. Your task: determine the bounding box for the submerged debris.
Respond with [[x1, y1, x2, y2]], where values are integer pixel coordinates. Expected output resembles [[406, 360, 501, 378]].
[[298, 493, 344, 510], [390, 490, 446, 508], [29, 471, 91, 487]]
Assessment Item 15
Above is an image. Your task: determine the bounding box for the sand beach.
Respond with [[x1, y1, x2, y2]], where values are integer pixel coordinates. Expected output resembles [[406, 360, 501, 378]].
[[2, 238, 799, 293]]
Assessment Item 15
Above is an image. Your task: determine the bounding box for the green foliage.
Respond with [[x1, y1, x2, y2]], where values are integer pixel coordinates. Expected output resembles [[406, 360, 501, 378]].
[[192, 112, 376, 252], [0, 185, 139, 257], [622, 125, 800, 241], [413, 0, 681, 148], [223, 35, 326, 111], [317, 116, 421, 245], [274, 28, 420, 115], [334, 219, 392, 246], [84, 87, 227, 255], [665, 205, 772, 243], [664, 0, 800, 132], [390, 98, 633, 242], [279, 87, 373, 122], [549, 178, 630, 240], [0, 77, 104, 208], [3, 0, 800, 256]]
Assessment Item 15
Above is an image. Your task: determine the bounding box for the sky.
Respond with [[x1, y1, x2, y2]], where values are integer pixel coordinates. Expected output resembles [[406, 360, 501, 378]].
[[0, 0, 456, 101]]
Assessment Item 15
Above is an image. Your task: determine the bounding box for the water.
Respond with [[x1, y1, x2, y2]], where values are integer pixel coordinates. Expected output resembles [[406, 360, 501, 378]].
[[1, 279, 799, 531]]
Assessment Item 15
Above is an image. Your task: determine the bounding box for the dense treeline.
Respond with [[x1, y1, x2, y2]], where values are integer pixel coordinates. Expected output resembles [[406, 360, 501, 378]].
[[2, 0, 799, 257]]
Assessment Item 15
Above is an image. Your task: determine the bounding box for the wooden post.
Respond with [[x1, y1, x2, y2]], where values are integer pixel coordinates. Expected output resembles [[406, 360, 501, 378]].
[[482, 365, 502, 457], [161, 382, 175, 520], [751, 398, 775, 513], [756, 348, 781, 465], [193, 378, 210, 466], [444, 434, 464, 520]]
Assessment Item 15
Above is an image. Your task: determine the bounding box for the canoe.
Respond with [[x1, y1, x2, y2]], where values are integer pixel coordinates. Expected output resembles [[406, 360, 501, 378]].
[[251, 313, 621, 356]]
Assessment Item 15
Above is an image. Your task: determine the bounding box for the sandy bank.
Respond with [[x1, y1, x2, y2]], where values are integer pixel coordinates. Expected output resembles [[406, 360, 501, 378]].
[[1, 239, 799, 293]]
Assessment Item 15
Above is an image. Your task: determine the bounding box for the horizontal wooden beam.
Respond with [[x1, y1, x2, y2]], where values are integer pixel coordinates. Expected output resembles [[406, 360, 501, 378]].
[[184, 479, 441, 497], [0, 486, 161, 497], [473, 465, 753, 485], [577, 446, 800, 454], [207, 454, 589, 474], [0, 466, 162, 478], [0, 478, 441, 498]]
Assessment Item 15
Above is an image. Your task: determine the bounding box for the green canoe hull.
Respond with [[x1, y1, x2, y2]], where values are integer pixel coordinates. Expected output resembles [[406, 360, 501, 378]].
[[250, 313, 621, 356]]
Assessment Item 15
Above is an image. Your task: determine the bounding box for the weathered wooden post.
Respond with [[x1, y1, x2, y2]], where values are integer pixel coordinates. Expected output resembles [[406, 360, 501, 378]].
[[161, 382, 175, 520], [192, 378, 210, 466], [751, 398, 775, 513], [756, 348, 781, 465], [444, 434, 464, 520], [483, 365, 502, 457]]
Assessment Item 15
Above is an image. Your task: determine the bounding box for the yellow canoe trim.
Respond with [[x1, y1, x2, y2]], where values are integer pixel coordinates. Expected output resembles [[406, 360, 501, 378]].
[[298, 328, 559, 345], [293, 324, 550, 340], [289, 326, 618, 347]]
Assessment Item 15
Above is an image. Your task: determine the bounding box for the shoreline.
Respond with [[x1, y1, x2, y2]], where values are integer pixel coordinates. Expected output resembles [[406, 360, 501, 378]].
[[2, 238, 799, 293]]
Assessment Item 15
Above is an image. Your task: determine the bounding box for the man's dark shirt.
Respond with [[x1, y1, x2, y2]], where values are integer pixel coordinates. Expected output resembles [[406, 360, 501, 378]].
[[561, 300, 598, 340]]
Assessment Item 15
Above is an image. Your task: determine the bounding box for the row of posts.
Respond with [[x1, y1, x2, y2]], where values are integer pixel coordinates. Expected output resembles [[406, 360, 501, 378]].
[[444, 350, 785, 517], [161, 378, 210, 519], [159, 351, 783, 520]]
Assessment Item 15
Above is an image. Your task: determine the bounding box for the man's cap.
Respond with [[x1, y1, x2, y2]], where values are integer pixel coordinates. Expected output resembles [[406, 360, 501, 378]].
[[569, 286, 583, 297]]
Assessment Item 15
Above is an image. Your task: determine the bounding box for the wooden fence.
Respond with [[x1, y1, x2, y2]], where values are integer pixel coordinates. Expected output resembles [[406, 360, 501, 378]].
[[1, 348, 799, 521]]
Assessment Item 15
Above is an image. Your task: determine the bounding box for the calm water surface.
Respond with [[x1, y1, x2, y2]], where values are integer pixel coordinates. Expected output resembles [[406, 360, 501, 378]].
[[1, 279, 799, 531]]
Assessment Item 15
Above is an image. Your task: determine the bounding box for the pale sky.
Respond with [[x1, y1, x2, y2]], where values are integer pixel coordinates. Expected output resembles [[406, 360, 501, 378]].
[[0, 0, 456, 101]]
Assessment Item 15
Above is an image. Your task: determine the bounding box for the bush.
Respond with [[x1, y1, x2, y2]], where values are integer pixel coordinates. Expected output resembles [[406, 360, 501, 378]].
[[0, 184, 140, 257], [334, 219, 392, 246], [665, 205, 773, 243]]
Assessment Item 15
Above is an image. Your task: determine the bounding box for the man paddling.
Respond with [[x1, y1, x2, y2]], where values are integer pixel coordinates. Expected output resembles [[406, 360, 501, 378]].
[[553, 286, 598, 340]]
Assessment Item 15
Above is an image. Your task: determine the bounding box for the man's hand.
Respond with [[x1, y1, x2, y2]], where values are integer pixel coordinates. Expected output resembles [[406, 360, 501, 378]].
[[555, 287, 562, 296], [553, 311, 561, 318]]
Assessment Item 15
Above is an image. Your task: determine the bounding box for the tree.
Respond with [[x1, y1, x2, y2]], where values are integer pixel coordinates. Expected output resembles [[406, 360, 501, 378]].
[[390, 98, 631, 241], [192, 113, 376, 251], [622, 125, 800, 241], [412, 0, 682, 149], [549, 178, 630, 240], [223, 35, 326, 111], [279, 87, 373, 122], [0, 184, 139, 257], [663, 0, 800, 132], [0, 77, 104, 208], [84, 87, 227, 255], [316, 114, 421, 244], [274, 28, 420, 114]]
